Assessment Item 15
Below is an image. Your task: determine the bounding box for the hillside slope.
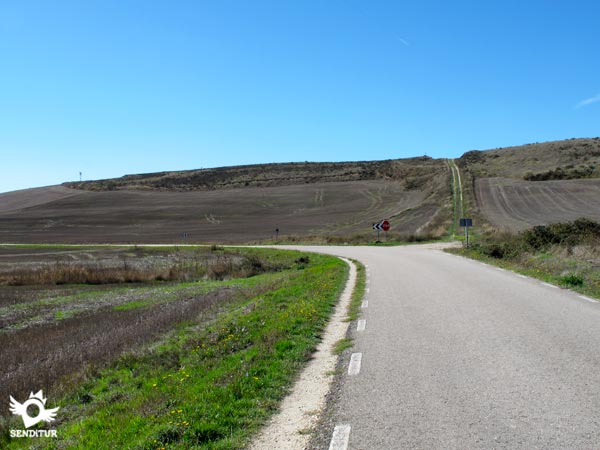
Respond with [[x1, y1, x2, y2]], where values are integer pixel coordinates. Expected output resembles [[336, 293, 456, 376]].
[[63, 157, 439, 192], [460, 138, 600, 180], [3, 138, 599, 242], [0, 157, 451, 243], [458, 137, 600, 231], [475, 177, 600, 231]]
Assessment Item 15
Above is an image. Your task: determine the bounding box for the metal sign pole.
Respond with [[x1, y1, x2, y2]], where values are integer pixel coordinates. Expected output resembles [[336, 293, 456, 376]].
[[460, 218, 472, 248]]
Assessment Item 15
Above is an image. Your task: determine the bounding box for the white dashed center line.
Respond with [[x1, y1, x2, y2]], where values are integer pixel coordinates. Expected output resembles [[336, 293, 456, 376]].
[[361, 300, 368, 309], [357, 319, 366, 331], [329, 424, 351, 450], [348, 353, 362, 375]]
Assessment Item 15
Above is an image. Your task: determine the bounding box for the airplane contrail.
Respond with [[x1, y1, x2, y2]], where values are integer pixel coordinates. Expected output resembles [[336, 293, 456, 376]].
[[575, 93, 600, 109], [394, 34, 410, 46]]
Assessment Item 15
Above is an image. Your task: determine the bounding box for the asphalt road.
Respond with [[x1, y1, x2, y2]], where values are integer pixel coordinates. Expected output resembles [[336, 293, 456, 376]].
[[282, 244, 600, 450]]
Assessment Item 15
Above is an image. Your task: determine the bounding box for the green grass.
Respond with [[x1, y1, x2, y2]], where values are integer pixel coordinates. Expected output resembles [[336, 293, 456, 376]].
[[333, 338, 354, 355], [0, 270, 294, 320], [447, 219, 600, 299], [255, 236, 446, 247], [447, 247, 600, 300], [3, 252, 347, 450], [54, 310, 76, 320], [113, 300, 153, 311], [345, 259, 366, 322], [447, 159, 460, 237]]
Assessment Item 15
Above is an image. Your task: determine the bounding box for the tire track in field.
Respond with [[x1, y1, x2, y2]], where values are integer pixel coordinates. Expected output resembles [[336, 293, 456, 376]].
[[476, 177, 600, 230]]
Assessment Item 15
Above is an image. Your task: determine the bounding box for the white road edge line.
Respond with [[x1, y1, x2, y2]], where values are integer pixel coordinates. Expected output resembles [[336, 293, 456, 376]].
[[361, 300, 368, 308], [579, 295, 599, 303], [516, 274, 527, 279], [357, 319, 366, 331], [348, 353, 362, 375], [542, 282, 558, 289], [329, 424, 351, 450]]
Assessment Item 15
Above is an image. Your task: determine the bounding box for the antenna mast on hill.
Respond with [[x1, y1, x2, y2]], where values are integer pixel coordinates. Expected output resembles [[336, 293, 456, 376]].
[[79, 172, 82, 182]]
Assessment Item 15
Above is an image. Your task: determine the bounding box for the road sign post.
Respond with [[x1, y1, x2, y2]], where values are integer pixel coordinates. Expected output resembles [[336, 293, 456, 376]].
[[459, 218, 473, 247], [373, 220, 390, 242], [381, 220, 390, 241], [372, 223, 380, 241]]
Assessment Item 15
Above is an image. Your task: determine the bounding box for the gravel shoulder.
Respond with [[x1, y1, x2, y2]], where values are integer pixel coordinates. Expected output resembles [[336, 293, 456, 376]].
[[248, 258, 357, 450]]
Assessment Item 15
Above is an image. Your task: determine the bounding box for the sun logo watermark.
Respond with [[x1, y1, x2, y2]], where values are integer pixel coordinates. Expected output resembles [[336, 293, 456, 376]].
[[9, 390, 59, 438]]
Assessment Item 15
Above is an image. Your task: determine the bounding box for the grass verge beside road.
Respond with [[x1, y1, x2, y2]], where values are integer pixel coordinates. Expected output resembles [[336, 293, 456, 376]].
[[447, 219, 600, 300], [1, 249, 347, 450], [345, 259, 366, 322]]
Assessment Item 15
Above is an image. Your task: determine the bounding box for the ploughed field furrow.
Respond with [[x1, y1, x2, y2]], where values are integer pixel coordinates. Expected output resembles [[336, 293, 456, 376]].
[[476, 177, 600, 231], [0, 180, 427, 243], [0, 186, 82, 213]]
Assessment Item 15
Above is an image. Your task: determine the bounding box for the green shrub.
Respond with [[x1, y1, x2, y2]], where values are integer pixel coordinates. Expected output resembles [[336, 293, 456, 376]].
[[473, 218, 600, 259], [559, 274, 584, 287], [522, 225, 561, 250], [522, 218, 600, 250]]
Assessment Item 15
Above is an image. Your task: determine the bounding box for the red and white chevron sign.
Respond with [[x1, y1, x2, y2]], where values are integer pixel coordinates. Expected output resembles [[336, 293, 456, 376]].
[[372, 220, 390, 231]]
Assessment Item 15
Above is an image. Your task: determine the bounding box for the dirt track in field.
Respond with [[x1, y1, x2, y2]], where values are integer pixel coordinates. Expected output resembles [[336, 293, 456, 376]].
[[0, 180, 445, 243], [476, 177, 600, 231]]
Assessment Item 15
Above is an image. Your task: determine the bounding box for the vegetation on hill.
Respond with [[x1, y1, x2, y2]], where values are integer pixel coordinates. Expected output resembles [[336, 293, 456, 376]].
[[455, 138, 600, 232], [64, 157, 440, 192], [523, 165, 600, 181], [63, 138, 600, 194], [458, 137, 600, 180], [4, 137, 600, 241]]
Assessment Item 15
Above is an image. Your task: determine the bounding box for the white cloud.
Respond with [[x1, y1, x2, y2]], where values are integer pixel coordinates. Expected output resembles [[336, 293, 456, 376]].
[[575, 93, 600, 109]]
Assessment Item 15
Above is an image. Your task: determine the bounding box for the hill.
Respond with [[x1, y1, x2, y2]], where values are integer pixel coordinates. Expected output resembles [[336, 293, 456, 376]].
[[63, 157, 441, 192], [458, 137, 600, 231], [2, 137, 600, 243], [0, 158, 451, 244], [459, 137, 600, 180]]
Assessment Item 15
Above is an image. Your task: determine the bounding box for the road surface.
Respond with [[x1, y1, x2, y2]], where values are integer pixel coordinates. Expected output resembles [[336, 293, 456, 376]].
[[281, 244, 600, 450]]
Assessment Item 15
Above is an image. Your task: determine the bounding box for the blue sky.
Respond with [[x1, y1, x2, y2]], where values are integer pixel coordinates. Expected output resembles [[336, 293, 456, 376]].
[[1, 0, 599, 193]]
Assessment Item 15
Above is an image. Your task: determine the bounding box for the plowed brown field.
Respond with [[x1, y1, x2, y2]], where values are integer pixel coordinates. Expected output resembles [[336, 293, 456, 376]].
[[0, 180, 441, 243], [476, 177, 600, 231]]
